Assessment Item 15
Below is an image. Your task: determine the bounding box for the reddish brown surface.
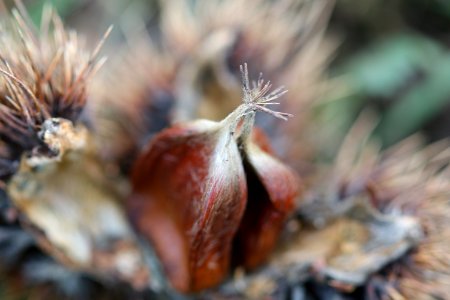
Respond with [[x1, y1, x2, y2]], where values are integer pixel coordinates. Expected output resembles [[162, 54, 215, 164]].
[[128, 122, 247, 292], [234, 129, 300, 269], [249, 127, 274, 153]]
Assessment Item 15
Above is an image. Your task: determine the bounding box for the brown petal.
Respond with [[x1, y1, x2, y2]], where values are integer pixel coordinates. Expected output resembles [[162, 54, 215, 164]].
[[128, 120, 247, 292], [234, 128, 300, 269]]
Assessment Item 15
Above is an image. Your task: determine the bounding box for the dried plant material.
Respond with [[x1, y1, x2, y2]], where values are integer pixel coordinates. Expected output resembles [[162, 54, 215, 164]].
[[128, 65, 299, 292], [300, 114, 450, 299], [0, 4, 108, 183], [0, 4, 151, 295], [393, 197, 450, 300], [237, 273, 278, 300], [362, 147, 450, 300], [377, 191, 450, 300], [300, 113, 449, 227], [163, 0, 333, 124], [88, 37, 175, 173], [6, 1, 450, 300], [7, 122, 149, 290], [278, 198, 421, 286], [211, 197, 421, 299], [0, 0, 335, 299], [1, 253, 136, 300]]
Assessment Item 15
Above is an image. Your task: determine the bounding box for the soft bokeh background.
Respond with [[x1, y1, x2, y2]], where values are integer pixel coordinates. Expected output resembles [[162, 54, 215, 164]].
[[1, 0, 450, 299], [6, 0, 450, 151]]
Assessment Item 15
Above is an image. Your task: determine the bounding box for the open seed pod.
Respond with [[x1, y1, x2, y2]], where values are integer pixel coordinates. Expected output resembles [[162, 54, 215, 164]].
[[128, 64, 300, 293], [0, 4, 149, 297]]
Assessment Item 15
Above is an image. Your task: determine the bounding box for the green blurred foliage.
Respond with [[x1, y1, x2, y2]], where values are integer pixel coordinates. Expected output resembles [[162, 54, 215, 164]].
[[331, 34, 450, 147], [25, 0, 79, 24], [324, 0, 450, 148]]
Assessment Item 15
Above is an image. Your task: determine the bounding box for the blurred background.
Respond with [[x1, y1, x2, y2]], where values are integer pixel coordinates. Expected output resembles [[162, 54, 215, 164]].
[[4, 0, 450, 151], [1, 0, 450, 299]]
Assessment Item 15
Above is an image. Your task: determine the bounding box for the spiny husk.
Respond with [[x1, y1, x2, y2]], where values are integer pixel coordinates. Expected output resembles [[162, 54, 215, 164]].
[[0, 3, 107, 182], [302, 113, 450, 299], [0, 4, 152, 299], [88, 37, 175, 173], [362, 145, 450, 300], [302, 112, 450, 222], [377, 188, 450, 300], [163, 0, 333, 117], [162, 0, 332, 75]]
